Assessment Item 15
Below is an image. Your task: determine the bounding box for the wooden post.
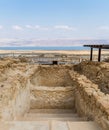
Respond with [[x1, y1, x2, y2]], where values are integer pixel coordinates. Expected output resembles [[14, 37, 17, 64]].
[[90, 47, 93, 61], [98, 48, 101, 62]]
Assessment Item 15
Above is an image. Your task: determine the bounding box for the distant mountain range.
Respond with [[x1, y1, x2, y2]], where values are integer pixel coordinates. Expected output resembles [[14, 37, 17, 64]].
[[0, 39, 109, 46]]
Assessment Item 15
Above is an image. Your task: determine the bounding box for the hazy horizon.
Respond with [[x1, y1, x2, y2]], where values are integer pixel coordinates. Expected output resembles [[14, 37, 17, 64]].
[[0, 0, 109, 46], [0, 38, 109, 47]]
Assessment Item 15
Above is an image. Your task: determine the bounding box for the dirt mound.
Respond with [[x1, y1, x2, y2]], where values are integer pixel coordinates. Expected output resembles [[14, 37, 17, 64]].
[[74, 61, 109, 94]]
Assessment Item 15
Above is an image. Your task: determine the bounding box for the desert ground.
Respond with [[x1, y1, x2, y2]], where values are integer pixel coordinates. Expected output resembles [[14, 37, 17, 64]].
[[0, 50, 109, 130], [0, 50, 109, 55]]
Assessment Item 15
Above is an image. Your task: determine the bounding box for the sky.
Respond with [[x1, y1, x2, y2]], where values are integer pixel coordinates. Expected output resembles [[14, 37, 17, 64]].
[[0, 0, 109, 41]]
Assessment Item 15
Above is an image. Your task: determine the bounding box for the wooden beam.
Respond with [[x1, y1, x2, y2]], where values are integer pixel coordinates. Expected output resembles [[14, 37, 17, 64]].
[[98, 48, 101, 62], [84, 44, 109, 49], [90, 47, 93, 61]]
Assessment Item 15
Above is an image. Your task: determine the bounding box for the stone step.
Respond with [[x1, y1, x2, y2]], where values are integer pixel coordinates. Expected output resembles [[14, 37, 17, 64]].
[[29, 109, 75, 114], [0, 121, 50, 130], [52, 121, 102, 130], [16, 109, 85, 121], [18, 116, 85, 121], [0, 121, 102, 130], [25, 113, 78, 118], [21, 110, 84, 121], [67, 121, 102, 130]]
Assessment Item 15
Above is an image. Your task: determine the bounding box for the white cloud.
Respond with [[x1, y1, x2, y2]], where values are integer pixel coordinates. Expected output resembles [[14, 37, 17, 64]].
[[54, 25, 77, 31], [40, 27, 49, 30], [35, 25, 49, 30], [25, 25, 33, 29], [12, 25, 23, 30], [13, 25, 77, 31], [98, 26, 109, 31], [25, 25, 49, 30], [35, 25, 40, 29], [0, 25, 3, 29]]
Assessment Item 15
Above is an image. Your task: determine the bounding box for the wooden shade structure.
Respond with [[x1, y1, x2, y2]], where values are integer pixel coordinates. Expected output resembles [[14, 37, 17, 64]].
[[84, 45, 109, 62]]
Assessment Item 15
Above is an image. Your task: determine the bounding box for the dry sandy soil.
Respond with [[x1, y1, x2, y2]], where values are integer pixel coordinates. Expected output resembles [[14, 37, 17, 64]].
[[0, 50, 109, 55], [0, 57, 109, 130]]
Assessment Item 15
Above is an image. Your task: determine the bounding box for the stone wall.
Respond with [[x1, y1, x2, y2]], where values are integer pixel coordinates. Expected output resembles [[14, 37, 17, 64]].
[[74, 61, 109, 94], [30, 86, 75, 109], [0, 77, 30, 121], [0, 59, 31, 121], [70, 70, 109, 130], [30, 65, 73, 87]]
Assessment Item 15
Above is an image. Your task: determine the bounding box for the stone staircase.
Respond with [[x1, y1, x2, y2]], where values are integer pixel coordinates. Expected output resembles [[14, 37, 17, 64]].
[[8, 109, 102, 130], [0, 109, 102, 130], [19, 109, 85, 121]]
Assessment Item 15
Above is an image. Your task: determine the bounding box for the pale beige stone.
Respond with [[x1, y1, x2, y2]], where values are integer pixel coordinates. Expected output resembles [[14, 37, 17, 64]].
[[68, 121, 102, 130]]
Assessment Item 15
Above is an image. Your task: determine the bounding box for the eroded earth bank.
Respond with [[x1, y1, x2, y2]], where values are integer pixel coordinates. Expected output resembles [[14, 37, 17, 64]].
[[0, 58, 109, 130]]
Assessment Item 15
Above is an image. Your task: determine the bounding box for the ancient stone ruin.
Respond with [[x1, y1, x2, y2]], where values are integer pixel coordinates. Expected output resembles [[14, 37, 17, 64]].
[[0, 58, 109, 130]]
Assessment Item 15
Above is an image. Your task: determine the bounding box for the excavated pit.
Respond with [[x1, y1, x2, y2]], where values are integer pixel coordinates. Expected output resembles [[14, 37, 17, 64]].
[[0, 58, 109, 130], [30, 66, 75, 109]]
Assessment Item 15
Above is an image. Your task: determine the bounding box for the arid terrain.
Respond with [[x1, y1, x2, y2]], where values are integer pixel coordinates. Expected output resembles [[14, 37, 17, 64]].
[[0, 50, 109, 55], [0, 50, 109, 65], [0, 57, 109, 130]]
